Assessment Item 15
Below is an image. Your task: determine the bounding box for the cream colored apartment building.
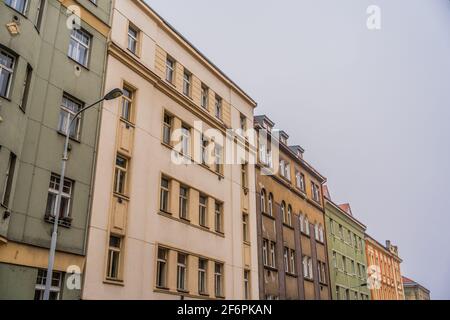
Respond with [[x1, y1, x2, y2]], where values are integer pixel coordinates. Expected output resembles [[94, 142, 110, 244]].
[[82, 0, 258, 299]]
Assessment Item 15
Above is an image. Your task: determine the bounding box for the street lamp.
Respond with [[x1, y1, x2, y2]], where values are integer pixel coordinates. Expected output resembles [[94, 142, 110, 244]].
[[43, 88, 123, 300]]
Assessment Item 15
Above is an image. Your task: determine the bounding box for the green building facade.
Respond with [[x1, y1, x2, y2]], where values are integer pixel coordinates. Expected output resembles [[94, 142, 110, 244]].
[[323, 187, 371, 300], [0, 0, 111, 299]]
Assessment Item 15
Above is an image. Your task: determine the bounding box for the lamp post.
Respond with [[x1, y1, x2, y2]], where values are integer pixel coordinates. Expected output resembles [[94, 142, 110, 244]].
[[43, 88, 123, 300]]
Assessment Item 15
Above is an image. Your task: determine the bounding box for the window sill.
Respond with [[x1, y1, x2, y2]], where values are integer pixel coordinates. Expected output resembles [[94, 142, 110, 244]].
[[158, 211, 225, 238], [156, 286, 170, 291], [68, 56, 90, 71], [303, 277, 314, 283], [283, 223, 294, 230], [57, 130, 81, 144], [113, 192, 130, 202], [263, 265, 278, 272], [286, 272, 298, 278], [261, 212, 275, 220], [104, 278, 124, 286], [177, 289, 190, 294], [199, 292, 209, 297], [4, 5, 28, 19], [243, 240, 251, 246], [44, 215, 72, 228], [215, 295, 225, 299], [300, 231, 311, 238], [0, 95, 11, 102]]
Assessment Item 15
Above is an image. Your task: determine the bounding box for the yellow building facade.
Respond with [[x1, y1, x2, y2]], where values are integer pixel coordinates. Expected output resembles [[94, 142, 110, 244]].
[[82, 0, 258, 299]]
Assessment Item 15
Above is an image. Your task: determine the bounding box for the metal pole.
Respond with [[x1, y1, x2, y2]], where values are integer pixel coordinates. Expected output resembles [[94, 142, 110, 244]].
[[43, 98, 105, 300]]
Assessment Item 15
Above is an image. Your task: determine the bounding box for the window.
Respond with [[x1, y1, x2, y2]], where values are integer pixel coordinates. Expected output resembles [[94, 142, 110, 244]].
[[214, 201, 223, 233], [5, 0, 28, 14], [160, 177, 170, 212], [183, 69, 191, 96], [214, 263, 223, 297], [243, 270, 250, 300], [314, 223, 320, 241], [318, 225, 324, 242], [338, 224, 344, 238], [299, 214, 305, 233], [308, 257, 313, 279], [20, 64, 33, 110], [166, 57, 175, 83], [351, 260, 356, 275], [107, 235, 122, 280], [1, 152, 16, 208], [321, 263, 327, 284], [214, 144, 223, 174], [68, 28, 91, 67], [127, 24, 139, 55], [240, 113, 246, 131], [58, 94, 82, 139], [242, 213, 249, 242], [201, 134, 209, 165], [268, 193, 273, 216], [198, 259, 208, 294], [156, 247, 168, 288], [342, 256, 347, 273], [201, 84, 209, 109], [296, 171, 305, 191], [177, 253, 187, 291], [287, 205, 292, 226], [283, 247, 289, 272], [162, 112, 172, 145], [35, 0, 45, 30], [311, 182, 321, 202], [304, 216, 310, 235], [0, 49, 15, 98], [214, 95, 222, 119], [270, 241, 276, 268], [114, 155, 128, 195], [262, 239, 268, 266], [45, 173, 73, 219], [34, 269, 61, 300], [336, 286, 340, 300], [199, 195, 207, 227], [317, 263, 322, 283], [180, 125, 190, 156], [332, 252, 337, 268], [179, 186, 189, 220], [290, 250, 296, 274], [302, 256, 308, 278], [260, 189, 266, 213], [121, 86, 134, 123], [281, 202, 286, 224], [241, 164, 248, 189]]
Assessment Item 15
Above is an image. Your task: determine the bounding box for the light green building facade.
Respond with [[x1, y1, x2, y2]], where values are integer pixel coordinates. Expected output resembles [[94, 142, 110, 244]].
[[0, 0, 111, 299], [323, 187, 371, 300]]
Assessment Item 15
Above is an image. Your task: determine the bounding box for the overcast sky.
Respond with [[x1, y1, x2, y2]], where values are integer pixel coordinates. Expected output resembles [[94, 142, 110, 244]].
[[146, 0, 450, 299]]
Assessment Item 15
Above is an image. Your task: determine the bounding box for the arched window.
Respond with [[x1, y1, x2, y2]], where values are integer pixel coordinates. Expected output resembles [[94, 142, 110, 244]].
[[281, 201, 286, 224], [268, 193, 273, 216], [304, 216, 310, 235], [287, 205, 292, 226], [260, 189, 266, 213], [314, 223, 320, 240], [318, 224, 324, 242]]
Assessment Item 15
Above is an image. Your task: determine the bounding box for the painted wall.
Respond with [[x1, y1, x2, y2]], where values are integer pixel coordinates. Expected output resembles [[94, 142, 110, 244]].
[[82, 0, 258, 300], [0, 0, 110, 299]]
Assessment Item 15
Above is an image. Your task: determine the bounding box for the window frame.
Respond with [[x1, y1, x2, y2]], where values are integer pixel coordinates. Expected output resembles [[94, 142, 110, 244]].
[[127, 23, 140, 55], [68, 28, 91, 67]]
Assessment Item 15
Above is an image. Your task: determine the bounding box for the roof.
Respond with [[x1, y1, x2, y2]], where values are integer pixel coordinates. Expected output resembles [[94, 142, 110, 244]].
[[402, 276, 431, 293], [339, 203, 353, 216], [139, 0, 257, 107]]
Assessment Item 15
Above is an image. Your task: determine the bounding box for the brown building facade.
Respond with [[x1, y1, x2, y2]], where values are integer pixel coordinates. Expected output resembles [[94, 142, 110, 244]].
[[254, 115, 330, 300], [365, 236, 404, 300], [403, 276, 430, 300]]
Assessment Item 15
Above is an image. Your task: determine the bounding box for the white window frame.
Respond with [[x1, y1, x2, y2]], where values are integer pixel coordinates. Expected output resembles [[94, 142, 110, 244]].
[[179, 186, 189, 220], [46, 173, 73, 219], [156, 247, 168, 288], [68, 28, 91, 67], [127, 24, 139, 54], [177, 253, 187, 291], [165, 57, 175, 83], [58, 95, 82, 139], [0, 50, 15, 98]]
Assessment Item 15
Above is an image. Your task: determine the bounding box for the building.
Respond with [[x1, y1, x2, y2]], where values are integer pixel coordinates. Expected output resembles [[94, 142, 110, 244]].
[[254, 115, 330, 300], [403, 276, 430, 300], [365, 236, 404, 300], [323, 186, 370, 300], [82, 0, 259, 300], [0, 0, 111, 299]]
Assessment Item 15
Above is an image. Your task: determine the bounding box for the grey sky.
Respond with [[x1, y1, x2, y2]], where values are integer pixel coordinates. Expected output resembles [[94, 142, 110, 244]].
[[146, 0, 450, 299]]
